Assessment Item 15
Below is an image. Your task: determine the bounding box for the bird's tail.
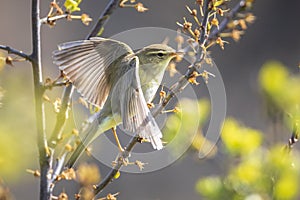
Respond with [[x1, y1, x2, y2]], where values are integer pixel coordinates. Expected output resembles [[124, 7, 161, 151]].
[[65, 113, 100, 168]]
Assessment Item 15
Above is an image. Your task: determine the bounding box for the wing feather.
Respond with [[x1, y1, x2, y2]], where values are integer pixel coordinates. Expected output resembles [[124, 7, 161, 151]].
[[112, 57, 163, 150], [53, 37, 133, 108]]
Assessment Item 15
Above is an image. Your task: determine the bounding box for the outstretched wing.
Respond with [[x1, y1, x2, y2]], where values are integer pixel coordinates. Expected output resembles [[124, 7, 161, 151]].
[[112, 56, 163, 150], [53, 37, 133, 108]]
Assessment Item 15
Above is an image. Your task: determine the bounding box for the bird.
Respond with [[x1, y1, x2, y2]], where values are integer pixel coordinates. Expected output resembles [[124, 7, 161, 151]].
[[53, 37, 179, 167]]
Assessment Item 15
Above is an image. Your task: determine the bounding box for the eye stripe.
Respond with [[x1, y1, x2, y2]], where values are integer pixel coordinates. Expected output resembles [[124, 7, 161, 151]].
[[146, 51, 167, 56]]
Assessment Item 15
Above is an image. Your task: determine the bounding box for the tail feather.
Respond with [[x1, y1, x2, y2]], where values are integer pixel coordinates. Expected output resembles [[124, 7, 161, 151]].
[[149, 135, 163, 150], [65, 113, 100, 168], [138, 116, 163, 150]]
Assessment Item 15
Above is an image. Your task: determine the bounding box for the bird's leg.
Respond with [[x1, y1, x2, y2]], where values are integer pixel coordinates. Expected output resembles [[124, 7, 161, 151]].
[[112, 127, 124, 152]]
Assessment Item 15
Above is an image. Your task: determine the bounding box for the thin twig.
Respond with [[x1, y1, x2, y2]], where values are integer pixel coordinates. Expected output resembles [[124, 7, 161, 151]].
[[94, 136, 139, 195], [209, 0, 247, 39], [0, 45, 32, 61], [184, 0, 248, 52], [48, 85, 74, 148], [40, 14, 68, 24], [30, 0, 51, 199], [50, 154, 67, 185], [44, 81, 69, 90], [87, 0, 119, 39]]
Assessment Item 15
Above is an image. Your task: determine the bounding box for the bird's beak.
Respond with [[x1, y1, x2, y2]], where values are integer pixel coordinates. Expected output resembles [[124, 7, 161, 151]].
[[170, 51, 185, 57]]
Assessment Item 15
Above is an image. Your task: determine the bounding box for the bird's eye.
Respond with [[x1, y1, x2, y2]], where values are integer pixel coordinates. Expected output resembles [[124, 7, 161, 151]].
[[157, 52, 164, 58]]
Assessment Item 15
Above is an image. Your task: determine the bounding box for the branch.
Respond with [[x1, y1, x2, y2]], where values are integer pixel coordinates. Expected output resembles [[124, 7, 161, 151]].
[[48, 85, 74, 148], [209, 0, 247, 39], [87, 0, 119, 39], [93, 65, 205, 196], [199, 0, 212, 46], [0, 45, 32, 61], [41, 14, 92, 26], [94, 136, 139, 195], [93, 0, 215, 196], [40, 14, 68, 24], [94, 0, 252, 195], [30, 0, 51, 199]]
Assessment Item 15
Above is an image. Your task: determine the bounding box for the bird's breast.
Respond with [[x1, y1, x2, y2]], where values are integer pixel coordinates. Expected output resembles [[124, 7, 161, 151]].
[[139, 64, 166, 103], [141, 81, 160, 103]]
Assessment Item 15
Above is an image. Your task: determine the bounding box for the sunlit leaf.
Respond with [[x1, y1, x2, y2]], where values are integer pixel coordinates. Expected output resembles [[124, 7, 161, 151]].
[[258, 61, 288, 99], [221, 118, 262, 155], [64, 0, 82, 13], [274, 173, 299, 199], [195, 176, 223, 199], [230, 151, 263, 186]]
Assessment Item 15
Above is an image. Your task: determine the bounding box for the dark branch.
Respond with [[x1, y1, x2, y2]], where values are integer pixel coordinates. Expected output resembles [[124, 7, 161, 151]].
[[199, 0, 212, 45], [0, 45, 32, 61], [87, 0, 119, 39]]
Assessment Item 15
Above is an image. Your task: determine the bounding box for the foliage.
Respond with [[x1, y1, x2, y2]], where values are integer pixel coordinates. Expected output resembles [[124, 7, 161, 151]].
[[222, 118, 262, 156], [197, 120, 300, 200], [259, 61, 300, 129], [196, 63, 300, 200]]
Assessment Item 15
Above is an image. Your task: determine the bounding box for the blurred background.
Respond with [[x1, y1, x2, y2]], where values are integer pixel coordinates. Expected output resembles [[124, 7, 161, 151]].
[[0, 0, 300, 199]]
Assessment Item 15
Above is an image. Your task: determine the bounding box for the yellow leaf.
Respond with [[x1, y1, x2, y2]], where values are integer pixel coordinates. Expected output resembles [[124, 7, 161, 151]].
[[221, 118, 262, 155], [258, 61, 288, 100], [64, 0, 82, 13], [274, 174, 299, 199], [213, 0, 224, 8]]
